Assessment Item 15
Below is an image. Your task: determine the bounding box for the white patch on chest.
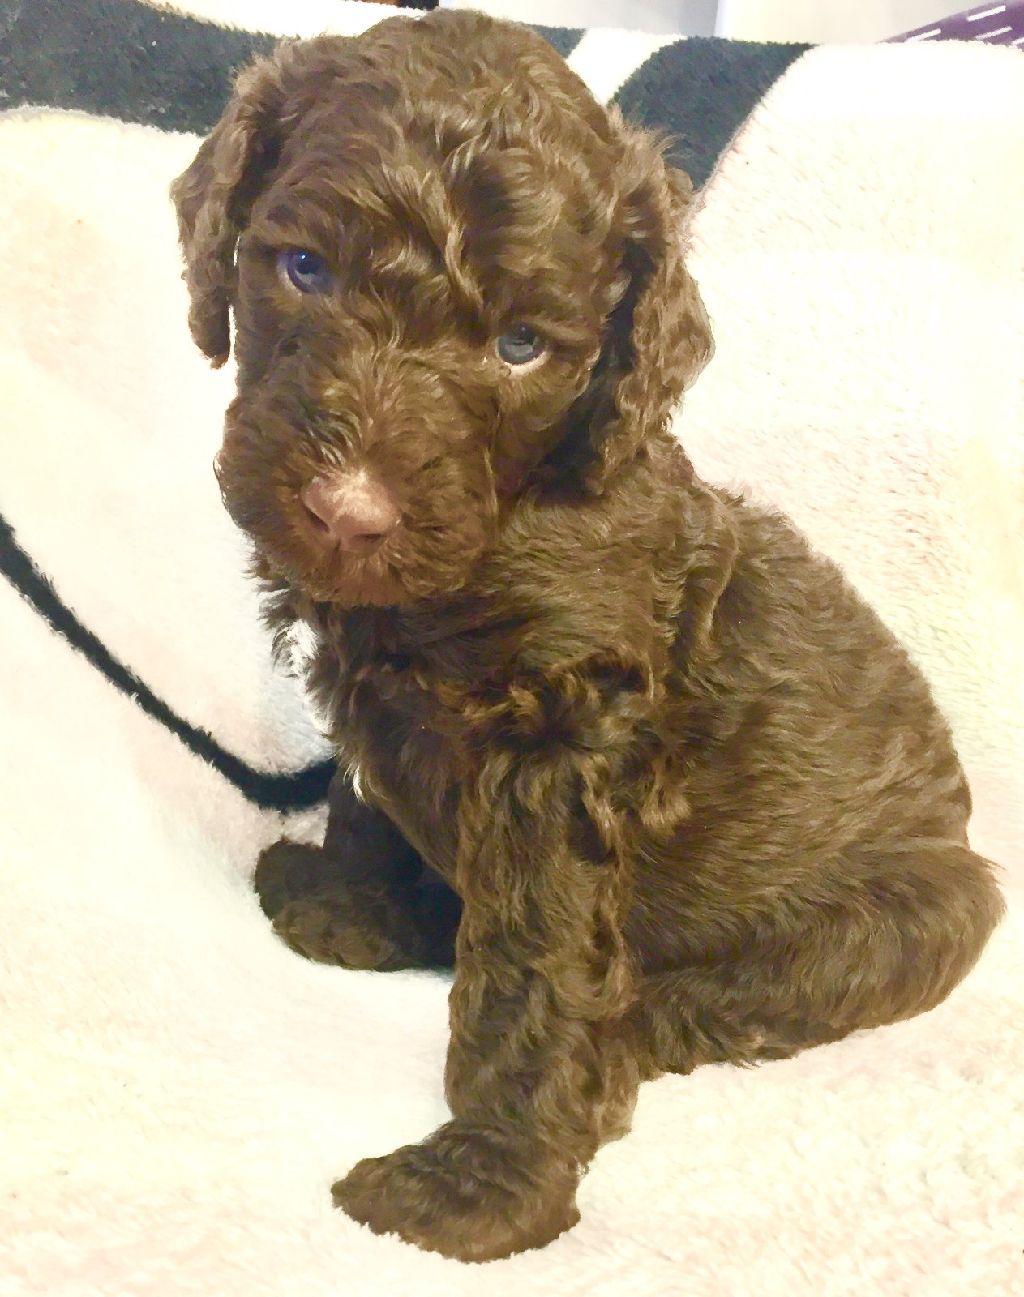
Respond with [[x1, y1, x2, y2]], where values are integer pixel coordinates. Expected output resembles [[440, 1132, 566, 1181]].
[[348, 762, 367, 802], [283, 616, 322, 675], [281, 616, 336, 738], [280, 613, 372, 801]]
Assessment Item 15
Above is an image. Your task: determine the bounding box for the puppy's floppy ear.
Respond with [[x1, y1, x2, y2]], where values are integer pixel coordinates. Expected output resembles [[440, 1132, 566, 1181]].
[[585, 122, 713, 493], [170, 53, 290, 366]]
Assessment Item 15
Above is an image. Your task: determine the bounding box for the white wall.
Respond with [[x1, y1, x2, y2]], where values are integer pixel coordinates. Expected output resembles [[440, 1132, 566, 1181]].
[[441, 1, 963, 42], [438, 1, 718, 36], [715, 2, 960, 41]]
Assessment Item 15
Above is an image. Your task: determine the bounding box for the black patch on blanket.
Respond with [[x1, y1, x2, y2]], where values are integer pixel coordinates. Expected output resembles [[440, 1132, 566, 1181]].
[[0, 0, 276, 134], [528, 25, 584, 59], [0, 0, 583, 134], [0, 513, 334, 811], [0, 0, 22, 42], [614, 37, 809, 186]]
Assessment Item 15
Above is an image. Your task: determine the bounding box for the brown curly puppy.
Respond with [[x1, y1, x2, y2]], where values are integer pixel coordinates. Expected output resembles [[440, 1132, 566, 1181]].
[[172, 9, 1004, 1263]]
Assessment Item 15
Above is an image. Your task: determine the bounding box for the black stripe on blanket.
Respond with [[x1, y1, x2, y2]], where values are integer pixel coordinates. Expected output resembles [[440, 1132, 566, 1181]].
[[613, 37, 809, 187], [529, 25, 583, 59], [0, 513, 334, 811], [0, 0, 276, 134], [0, 0, 582, 134]]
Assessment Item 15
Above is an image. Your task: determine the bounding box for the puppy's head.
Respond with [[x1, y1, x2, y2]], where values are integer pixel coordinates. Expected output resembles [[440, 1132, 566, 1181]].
[[172, 12, 712, 607]]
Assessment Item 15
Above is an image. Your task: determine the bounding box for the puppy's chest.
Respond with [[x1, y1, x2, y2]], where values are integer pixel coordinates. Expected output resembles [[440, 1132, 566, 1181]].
[[283, 611, 478, 847]]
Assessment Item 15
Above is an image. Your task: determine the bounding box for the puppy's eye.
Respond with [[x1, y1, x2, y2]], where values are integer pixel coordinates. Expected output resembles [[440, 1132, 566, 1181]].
[[277, 249, 332, 294], [496, 325, 546, 366]]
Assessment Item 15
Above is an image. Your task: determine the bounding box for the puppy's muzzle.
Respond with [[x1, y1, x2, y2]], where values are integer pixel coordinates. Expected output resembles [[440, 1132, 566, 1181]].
[[300, 470, 401, 555]]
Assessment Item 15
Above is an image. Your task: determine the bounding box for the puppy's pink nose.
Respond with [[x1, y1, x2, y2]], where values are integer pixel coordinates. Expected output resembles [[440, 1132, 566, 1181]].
[[300, 471, 400, 554]]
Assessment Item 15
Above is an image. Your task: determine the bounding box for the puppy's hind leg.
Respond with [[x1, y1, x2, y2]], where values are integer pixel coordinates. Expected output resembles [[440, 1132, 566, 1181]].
[[629, 839, 1003, 1078], [255, 772, 460, 971]]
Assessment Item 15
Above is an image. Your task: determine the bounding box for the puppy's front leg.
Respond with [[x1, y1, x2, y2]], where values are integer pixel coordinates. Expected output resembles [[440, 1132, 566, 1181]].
[[334, 697, 639, 1261]]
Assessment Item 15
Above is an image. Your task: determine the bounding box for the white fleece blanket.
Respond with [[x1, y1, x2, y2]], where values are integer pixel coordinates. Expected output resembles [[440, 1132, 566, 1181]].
[[1, 12, 1023, 1297]]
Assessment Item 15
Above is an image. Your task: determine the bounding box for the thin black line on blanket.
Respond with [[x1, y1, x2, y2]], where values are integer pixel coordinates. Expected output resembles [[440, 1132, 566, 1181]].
[[0, 512, 334, 811]]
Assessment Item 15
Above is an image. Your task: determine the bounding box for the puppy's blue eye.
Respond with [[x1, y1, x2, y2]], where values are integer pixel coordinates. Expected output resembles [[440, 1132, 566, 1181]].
[[496, 324, 546, 366], [278, 248, 332, 294]]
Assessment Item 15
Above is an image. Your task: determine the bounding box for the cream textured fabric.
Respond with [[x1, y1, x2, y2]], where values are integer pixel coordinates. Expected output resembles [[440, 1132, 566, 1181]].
[[1, 27, 1021, 1297]]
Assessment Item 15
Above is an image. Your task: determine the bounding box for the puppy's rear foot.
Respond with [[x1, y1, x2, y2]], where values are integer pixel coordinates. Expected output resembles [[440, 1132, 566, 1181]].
[[254, 839, 434, 971], [271, 895, 418, 970], [254, 839, 339, 919]]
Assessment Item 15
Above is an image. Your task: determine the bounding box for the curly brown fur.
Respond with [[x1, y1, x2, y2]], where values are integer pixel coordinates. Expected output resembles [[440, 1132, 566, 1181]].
[[172, 10, 1004, 1263]]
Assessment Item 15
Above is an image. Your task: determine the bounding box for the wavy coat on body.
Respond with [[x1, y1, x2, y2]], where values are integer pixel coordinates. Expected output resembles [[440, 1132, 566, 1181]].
[[172, 9, 1003, 1262]]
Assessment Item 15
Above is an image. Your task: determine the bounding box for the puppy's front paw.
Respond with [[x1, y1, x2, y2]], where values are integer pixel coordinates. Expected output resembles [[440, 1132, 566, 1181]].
[[332, 1120, 579, 1262]]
